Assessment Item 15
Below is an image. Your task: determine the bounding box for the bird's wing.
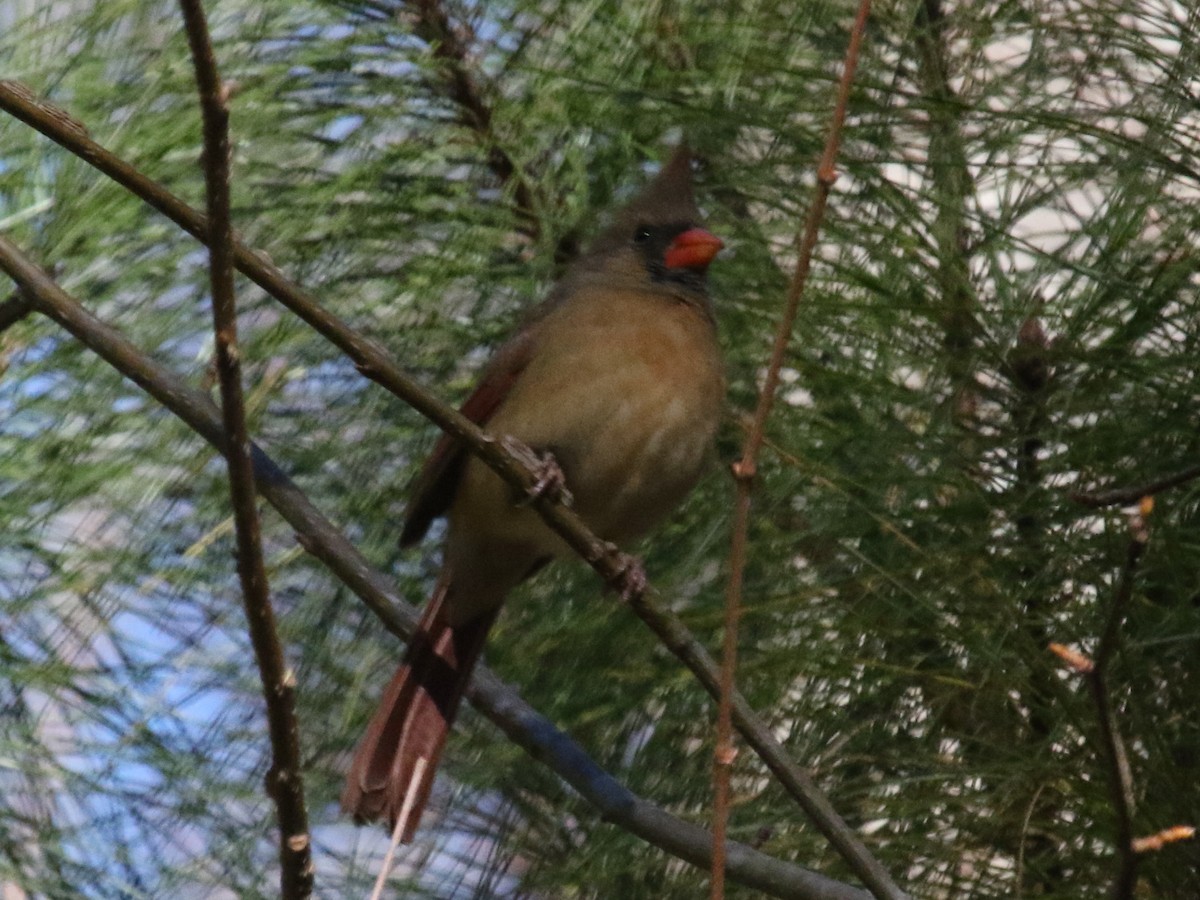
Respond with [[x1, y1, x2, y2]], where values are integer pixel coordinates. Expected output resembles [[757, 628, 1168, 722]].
[[399, 328, 537, 547]]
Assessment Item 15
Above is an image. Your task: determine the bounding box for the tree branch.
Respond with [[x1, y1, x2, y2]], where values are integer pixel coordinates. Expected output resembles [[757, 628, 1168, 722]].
[[177, 3, 312, 896], [713, 2, 899, 900], [912, 0, 981, 424], [0, 233, 872, 900], [0, 80, 899, 895], [408, 0, 530, 211], [1050, 507, 1149, 900], [1005, 314, 1067, 892], [1070, 464, 1200, 508], [1091, 520, 1146, 900], [405, 0, 579, 264]]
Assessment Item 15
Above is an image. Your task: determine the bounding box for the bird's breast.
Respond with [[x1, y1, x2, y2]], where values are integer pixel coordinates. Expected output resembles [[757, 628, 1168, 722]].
[[455, 289, 724, 554]]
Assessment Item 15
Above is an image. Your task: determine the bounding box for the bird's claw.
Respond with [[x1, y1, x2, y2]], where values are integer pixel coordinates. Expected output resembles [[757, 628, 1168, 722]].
[[501, 437, 572, 507], [607, 547, 648, 603]]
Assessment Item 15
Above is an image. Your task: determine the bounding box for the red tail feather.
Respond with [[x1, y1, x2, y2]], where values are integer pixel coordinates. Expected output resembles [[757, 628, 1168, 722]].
[[341, 578, 498, 841]]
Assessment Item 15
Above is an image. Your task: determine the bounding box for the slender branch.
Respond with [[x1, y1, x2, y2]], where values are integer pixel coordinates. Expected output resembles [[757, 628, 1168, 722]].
[[1131, 826, 1194, 854], [405, 0, 580, 263], [1091, 516, 1147, 900], [713, 3, 901, 900], [912, 0, 980, 424], [1050, 507, 1149, 900], [731, 0, 873, 510], [0, 82, 902, 895], [0, 233, 872, 900], [1070, 464, 1200, 508], [176, 3, 312, 897], [408, 0, 531, 214], [1006, 314, 1065, 893]]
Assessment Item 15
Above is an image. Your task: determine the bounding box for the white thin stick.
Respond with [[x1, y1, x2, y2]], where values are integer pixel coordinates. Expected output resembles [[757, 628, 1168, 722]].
[[367, 756, 428, 900]]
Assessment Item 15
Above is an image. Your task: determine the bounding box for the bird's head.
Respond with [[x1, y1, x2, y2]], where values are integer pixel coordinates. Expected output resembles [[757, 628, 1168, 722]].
[[570, 145, 723, 307]]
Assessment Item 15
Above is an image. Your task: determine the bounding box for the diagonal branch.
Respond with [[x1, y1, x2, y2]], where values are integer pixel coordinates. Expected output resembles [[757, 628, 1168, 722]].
[[177, 2, 312, 897], [0, 80, 897, 894], [0, 233, 872, 900]]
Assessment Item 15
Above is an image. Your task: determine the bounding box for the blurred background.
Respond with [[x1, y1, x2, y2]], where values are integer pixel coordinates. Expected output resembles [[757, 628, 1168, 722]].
[[0, 0, 1197, 896]]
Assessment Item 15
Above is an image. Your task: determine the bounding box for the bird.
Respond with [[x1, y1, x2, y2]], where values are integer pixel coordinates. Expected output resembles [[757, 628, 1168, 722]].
[[341, 144, 726, 842]]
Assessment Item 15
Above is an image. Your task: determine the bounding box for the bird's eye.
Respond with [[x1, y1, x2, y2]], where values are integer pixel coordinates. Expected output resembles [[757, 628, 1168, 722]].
[[632, 227, 652, 244]]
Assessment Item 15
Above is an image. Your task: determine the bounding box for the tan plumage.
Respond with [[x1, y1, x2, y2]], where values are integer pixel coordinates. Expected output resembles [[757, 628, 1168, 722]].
[[341, 145, 725, 840]]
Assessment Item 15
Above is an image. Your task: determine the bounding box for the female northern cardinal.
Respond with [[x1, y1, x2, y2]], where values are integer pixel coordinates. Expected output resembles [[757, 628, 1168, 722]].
[[341, 146, 726, 840]]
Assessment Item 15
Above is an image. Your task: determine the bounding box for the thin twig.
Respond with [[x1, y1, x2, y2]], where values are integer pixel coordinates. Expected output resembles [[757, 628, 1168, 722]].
[[1070, 464, 1200, 508], [712, 3, 887, 900], [408, 0, 527, 204], [912, 0, 980, 424], [0, 82, 904, 895], [1007, 314, 1064, 893], [1131, 826, 1194, 854], [1051, 507, 1149, 900], [1091, 513, 1148, 900], [407, 0, 579, 264], [0, 234, 871, 900], [369, 802, 414, 900], [177, 3, 312, 897]]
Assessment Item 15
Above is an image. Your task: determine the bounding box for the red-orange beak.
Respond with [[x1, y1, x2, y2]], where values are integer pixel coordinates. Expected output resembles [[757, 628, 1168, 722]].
[[663, 227, 724, 270]]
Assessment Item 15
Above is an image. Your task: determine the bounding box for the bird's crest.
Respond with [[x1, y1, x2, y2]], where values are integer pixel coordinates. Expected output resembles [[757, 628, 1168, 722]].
[[585, 144, 701, 256]]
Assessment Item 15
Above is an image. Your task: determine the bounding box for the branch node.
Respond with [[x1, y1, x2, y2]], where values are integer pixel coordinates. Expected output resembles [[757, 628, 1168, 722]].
[[731, 459, 757, 482], [1132, 825, 1195, 854], [221, 338, 241, 364], [1069, 463, 1200, 508], [715, 744, 739, 767], [1048, 642, 1094, 675], [287, 833, 311, 853], [0, 79, 89, 138], [501, 436, 573, 507], [606, 548, 648, 603]]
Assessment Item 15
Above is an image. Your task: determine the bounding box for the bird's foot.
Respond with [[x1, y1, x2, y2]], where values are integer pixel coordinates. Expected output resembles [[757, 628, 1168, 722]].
[[501, 437, 572, 507], [606, 546, 648, 603]]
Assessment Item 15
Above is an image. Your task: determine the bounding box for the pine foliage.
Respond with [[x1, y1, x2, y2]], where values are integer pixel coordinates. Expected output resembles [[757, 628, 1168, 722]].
[[1, 0, 1197, 897]]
